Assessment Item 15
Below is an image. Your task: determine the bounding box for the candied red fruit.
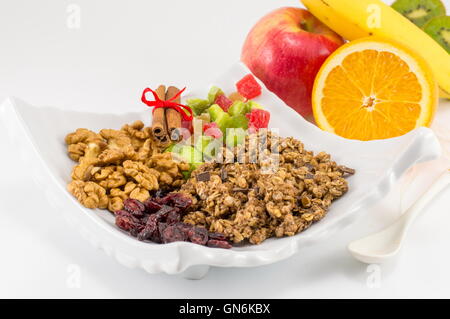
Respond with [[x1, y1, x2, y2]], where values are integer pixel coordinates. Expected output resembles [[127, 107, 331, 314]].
[[203, 122, 223, 139], [236, 74, 262, 99], [246, 109, 270, 132], [181, 119, 193, 135], [215, 94, 233, 112]]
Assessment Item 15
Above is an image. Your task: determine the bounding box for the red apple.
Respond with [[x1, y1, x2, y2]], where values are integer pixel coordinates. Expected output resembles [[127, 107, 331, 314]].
[[241, 7, 344, 117]]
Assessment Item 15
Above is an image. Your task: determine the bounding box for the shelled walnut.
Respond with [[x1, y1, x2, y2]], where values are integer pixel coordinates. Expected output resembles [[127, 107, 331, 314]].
[[65, 120, 189, 212]]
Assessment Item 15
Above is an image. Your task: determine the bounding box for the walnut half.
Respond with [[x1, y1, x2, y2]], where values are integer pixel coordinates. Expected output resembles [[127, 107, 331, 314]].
[[67, 180, 108, 209]]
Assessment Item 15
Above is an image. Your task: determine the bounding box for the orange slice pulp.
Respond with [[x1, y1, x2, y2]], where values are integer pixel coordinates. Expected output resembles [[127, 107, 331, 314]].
[[312, 37, 438, 141]]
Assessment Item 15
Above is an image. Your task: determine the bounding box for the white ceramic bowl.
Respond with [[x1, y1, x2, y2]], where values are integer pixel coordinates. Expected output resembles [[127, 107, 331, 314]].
[[0, 63, 441, 279]]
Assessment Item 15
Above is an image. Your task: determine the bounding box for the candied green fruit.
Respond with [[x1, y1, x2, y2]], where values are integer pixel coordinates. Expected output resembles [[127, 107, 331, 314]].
[[186, 98, 210, 116], [208, 86, 224, 104], [228, 114, 248, 130], [228, 101, 248, 117], [208, 104, 225, 121], [247, 100, 264, 110], [225, 128, 246, 148]]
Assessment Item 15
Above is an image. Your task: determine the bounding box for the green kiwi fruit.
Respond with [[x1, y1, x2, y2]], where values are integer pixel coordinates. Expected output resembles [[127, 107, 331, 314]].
[[392, 0, 446, 27], [423, 15, 450, 53]]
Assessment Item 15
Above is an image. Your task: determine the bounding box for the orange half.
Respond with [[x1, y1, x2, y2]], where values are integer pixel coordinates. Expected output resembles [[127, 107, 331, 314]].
[[312, 37, 438, 141]]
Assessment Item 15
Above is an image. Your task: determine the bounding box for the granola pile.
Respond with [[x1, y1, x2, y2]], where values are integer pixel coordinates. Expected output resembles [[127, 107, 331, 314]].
[[65, 121, 190, 212], [180, 131, 354, 245]]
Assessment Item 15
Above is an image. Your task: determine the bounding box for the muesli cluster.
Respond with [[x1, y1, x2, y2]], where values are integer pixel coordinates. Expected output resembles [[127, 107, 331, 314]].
[[180, 130, 354, 244]]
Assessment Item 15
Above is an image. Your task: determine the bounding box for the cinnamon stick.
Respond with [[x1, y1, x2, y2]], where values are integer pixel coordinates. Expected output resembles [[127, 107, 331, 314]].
[[151, 85, 168, 141], [165, 86, 183, 141]]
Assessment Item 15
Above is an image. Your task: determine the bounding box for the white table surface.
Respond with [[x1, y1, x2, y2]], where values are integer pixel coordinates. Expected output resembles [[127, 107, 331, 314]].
[[0, 0, 449, 298]]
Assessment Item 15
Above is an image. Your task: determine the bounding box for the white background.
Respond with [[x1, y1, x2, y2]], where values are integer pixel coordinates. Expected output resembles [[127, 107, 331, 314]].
[[0, 0, 449, 298]]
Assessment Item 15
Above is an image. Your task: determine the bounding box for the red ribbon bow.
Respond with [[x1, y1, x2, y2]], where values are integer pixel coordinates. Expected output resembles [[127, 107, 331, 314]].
[[141, 87, 193, 121]]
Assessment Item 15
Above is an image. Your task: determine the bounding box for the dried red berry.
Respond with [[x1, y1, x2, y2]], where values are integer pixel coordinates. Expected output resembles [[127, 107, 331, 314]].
[[176, 222, 193, 237], [207, 239, 232, 249], [116, 193, 229, 249], [188, 227, 209, 245], [137, 214, 160, 241], [156, 205, 179, 219], [129, 224, 145, 237], [115, 210, 143, 234], [161, 225, 187, 243], [143, 199, 162, 214], [159, 193, 192, 209], [166, 210, 181, 225], [158, 222, 168, 235], [115, 215, 134, 231], [208, 232, 227, 241], [123, 199, 146, 217], [154, 189, 169, 199]]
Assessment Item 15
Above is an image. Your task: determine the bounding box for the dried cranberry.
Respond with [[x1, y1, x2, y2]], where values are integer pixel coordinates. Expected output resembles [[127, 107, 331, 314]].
[[123, 199, 146, 217], [114, 209, 129, 217], [137, 214, 160, 241], [207, 239, 232, 249], [208, 232, 227, 241], [176, 222, 193, 237], [166, 210, 181, 225], [161, 225, 187, 243], [115, 211, 142, 234], [149, 230, 162, 243], [138, 226, 161, 243], [115, 209, 140, 222], [143, 199, 162, 214], [156, 205, 179, 219], [158, 222, 168, 235], [116, 193, 230, 249], [159, 193, 192, 209], [188, 227, 209, 245], [129, 223, 145, 237], [115, 215, 134, 231], [141, 215, 149, 224], [155, 188, 171, 199], [146, 213, 162, 226]]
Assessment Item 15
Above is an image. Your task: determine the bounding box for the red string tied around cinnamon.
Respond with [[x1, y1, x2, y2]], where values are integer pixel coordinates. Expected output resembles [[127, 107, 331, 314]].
[[141, 87, 193, 121]]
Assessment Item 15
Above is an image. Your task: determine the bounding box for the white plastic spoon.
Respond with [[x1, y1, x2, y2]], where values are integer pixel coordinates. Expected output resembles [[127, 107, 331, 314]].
[[348, 169, 450, 264]]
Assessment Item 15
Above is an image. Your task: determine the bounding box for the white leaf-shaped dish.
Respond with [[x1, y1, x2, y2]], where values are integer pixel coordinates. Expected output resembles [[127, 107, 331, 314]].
[[0, 63, 441, 279]]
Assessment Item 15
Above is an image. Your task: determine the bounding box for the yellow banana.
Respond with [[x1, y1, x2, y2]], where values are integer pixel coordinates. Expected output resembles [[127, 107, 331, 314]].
[[300, 0, 368, 39], [440, 88, 450, 99], [301, 0, 450, 98]]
